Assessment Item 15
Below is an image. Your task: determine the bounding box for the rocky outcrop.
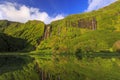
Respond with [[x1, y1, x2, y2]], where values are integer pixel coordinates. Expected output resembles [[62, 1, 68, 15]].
[[37, 25, 52, 46], [43, 25, 52, 39], [65, 17, 97, 30]]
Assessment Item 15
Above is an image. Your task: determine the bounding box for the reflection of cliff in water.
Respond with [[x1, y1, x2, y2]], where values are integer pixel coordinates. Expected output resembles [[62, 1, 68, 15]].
[[0, 55, 33, 75], [0, 54, 120, 80]]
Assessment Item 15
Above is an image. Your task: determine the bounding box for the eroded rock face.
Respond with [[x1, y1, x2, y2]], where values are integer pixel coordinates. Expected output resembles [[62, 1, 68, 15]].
[[65, 17, 97, 30], [37, 25, 52, 46], [43, 25, 52, 39]]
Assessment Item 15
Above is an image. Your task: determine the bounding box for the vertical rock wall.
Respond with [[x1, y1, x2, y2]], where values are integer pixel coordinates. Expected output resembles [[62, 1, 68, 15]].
[[66, 17, 97, 30]]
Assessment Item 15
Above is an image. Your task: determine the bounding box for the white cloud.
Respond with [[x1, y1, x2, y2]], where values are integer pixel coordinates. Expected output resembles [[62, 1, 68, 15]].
[[0, 2, 64, 24], [51, 15, 64, 22], [86, 0, 117, 12]]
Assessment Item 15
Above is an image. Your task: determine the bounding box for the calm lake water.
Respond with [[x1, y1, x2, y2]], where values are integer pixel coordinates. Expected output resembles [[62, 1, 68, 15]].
[[0, 53, 120, 80]]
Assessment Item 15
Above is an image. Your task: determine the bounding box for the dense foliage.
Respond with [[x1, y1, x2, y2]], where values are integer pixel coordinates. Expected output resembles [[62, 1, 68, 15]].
[[0, 55, 39, 80], [0, 20, 45, 51], [0, 1, 120, 80], [37, 0, 120, 55]]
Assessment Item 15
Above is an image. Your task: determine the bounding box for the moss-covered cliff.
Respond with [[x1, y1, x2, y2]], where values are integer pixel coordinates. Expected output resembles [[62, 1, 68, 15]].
[[37, 0, 120, 54], [0, 20, 45, 51], [0, 0, 120, 53]]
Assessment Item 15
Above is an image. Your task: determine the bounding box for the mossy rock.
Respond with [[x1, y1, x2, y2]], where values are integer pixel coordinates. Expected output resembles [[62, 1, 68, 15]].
[[113, 40, 120, 52]]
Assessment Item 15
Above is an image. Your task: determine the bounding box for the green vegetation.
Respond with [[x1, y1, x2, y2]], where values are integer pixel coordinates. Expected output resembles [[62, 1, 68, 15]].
[[0, 1, 120, 53], [0, 54, 120, 80], [0, 20, 45, 51], [0, 0, 120, 80], [1, 52, 120, 80], [0, 55, 40, 80], [0, 33, 30, 52], [33, 55, 120, 80], [37, 0, 120, 55]]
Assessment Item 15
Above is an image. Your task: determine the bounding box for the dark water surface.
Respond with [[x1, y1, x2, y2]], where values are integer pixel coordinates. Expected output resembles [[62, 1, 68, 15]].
[[0, 53, 120, 80]]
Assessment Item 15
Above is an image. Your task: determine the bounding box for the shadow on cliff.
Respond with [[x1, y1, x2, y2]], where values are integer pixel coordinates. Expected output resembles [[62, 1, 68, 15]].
[[0, 33, 34, 52]]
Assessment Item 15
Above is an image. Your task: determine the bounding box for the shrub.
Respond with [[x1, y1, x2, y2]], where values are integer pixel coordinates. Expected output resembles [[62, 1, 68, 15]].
[[113, 40, 120, 53]]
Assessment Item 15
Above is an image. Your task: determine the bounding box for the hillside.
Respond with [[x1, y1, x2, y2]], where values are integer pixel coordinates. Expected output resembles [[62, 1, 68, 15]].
[[37, 0, 120, 54], [0, 1, 120, 80], [0, 20, 45, 52], [0, 0, 120, 53]]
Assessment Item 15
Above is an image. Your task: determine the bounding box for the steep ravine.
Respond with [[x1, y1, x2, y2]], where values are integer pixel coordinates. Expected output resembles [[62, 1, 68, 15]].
[[37, 25, 52, 45]]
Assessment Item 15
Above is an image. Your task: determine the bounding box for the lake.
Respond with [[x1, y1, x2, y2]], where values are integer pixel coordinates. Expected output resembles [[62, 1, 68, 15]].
[[0, 53, 120, 80]]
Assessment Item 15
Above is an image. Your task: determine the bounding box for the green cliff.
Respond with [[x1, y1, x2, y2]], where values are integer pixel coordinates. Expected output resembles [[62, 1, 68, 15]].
[[37, 0, 120, 54], [0, 0, 120, 54], [0, 1, 120, 80], [0, 20, 45, 52]]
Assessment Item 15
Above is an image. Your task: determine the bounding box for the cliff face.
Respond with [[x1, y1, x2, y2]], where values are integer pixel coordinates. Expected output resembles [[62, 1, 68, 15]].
[[0, 1, 120, 52], [0, 20, 54, 52], [65, 17, 97, 30], [0, 20, 45, 51], [43, 25, 52, 39], [37, 0, 120, 54]]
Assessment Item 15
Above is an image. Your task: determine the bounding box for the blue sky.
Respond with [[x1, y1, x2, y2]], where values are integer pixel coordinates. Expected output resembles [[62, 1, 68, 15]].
[[0, 0, 117, 24], [0, 0, 88, 16]]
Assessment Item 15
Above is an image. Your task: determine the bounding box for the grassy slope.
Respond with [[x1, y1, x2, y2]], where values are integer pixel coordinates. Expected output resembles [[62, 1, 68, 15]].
[[0, 20, 45, 51], [37, 0, 120, 54]]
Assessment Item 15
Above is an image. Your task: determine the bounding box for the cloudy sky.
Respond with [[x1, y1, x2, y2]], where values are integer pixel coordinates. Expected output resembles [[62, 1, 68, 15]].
[[0, 0, 117, 24]]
